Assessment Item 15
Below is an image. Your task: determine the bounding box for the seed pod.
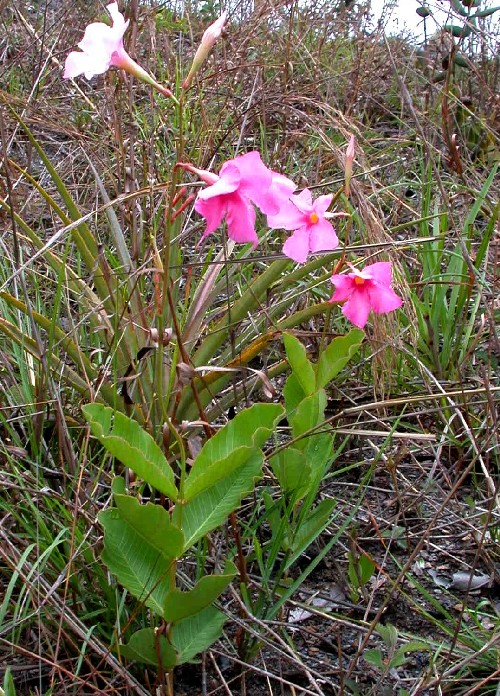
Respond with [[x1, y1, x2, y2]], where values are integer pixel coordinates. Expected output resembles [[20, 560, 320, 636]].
[[443, 23, 472, 37], [449, 0, 468, 15], [473, 6, 500, 18], [433, 70, 446, 83], [454, 53, 469, 67], [416, 6, 431, 17], [176, 362, 195, 386]]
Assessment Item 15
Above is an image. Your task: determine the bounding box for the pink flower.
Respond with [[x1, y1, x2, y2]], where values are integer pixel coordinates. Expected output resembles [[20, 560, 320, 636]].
[[183, 12, 227, 89], [178, 152, 296, 246], [64, 3, 173, 98], [267, 189, 339, 263], [329, 262, 403, 328]]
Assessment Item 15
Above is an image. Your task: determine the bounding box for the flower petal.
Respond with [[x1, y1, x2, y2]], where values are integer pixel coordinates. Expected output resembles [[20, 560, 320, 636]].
[[341, 289, 372, 328], [363, 261, 392, 286], [329, 274, 355, 303], [195, 195, 227, 240], [367, 284, 403, 314], [201, 11, 227, 45], [266, 172, 297, 214], [198, 163, 241, 199], [309, 219, 339, 252], [63, 3, 133, 81], [231, 152, 275, 213], [287, 188, 313, 215], [270, 172, 297, 199], [225, 193, 258, 245], [106, 2, 128, 35], [176, 162, 219, 185], [312, 194, 333, 216], [64, 50, 109, 79], [259, 173, 296, 215], [267, 198, 306, 230], [283, 228, 310, 263], [78, 22, 120, 57]]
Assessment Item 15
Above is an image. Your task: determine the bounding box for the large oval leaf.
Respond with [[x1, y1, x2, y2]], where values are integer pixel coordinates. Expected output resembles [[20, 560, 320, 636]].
[[178, 450, 263, 550], [283, 332, 315, 396], [192, 403, 284, 468], [120, 628, 177, 668], [163, 561, 237, 622], [184, 446, 257, 501], [315, 329, 364, 390], [82, 404, 177, 500], [172, 606, 226, 664], [99, 501, 182, 615]]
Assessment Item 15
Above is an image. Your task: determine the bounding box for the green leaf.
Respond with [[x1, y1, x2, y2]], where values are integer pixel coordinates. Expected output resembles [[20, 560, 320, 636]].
[[363, 648, 386, 670], [172, 606, 226, 664], [120, 628, 177, 668], [301, 432, 333, 492], [289, 498, 336, 562], [82, 404, 177, 500], [179, 451, 263, 551], [191, 403, 283, 468], [449, 0, 469, 15], [262, 490, 281, 538], [454, 53, 469, 67], [283, 333, 316, 395], [178, 404, 283, 550], [386, 640, 431, 671], [2, 667, 16, 696], [113, 493, 184, 558], [184, 446, 258, 501], [377, 623, 398, 650], [359, 553, 376, 585], [347, 553, 359, 591], [315, 329, 364, 390], [348, 551, 374, 592], [401, 639, 431, 652], [389, 648, 411, 670], [99, 504, 180, 616], [283, 372, 306, 416], [269, 448, 311, 498], [289, 390, 327, 440], [163, 561, 237, 622]]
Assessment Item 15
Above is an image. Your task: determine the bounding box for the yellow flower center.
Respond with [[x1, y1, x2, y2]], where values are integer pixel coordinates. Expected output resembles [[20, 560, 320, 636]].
[[354, 275, 366, 286], [309, 212, 319, 224]]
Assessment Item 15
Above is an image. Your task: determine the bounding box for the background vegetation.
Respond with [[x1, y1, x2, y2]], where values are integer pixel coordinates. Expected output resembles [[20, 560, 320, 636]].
[[0, 0, 499, 694]]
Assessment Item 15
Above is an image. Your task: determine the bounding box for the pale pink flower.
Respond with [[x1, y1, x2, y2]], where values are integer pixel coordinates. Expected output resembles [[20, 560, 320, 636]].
[[64, 2, 172, 98], [267, 188, 339, 263], [178, 152, 296, 247], [329, 261, 403, 328], [183, 12, 228, 89]]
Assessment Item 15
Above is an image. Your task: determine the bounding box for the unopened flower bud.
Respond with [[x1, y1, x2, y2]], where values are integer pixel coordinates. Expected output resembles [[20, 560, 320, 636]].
[[344, 135, 355, 197], [182, 12, 227, 89]]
